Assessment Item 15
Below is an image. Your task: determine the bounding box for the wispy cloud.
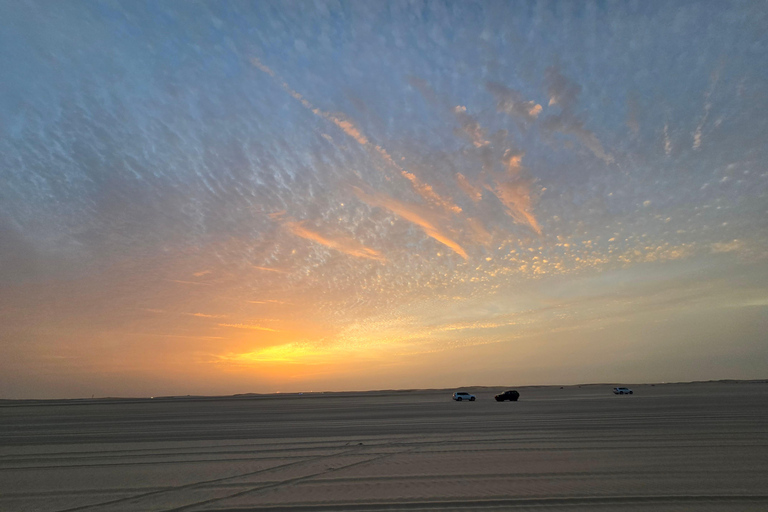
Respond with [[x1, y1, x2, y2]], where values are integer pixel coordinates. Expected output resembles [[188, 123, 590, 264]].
[[465, 217, 493, 246], [693, 63, 722, 150], [354, 187, 468, 259], [487, 178, 542, 235], [165, 279, 213, 286], [185, 312, 226, 318], [218, 323, 280, 332], [253, 266, 289, 274], [248, 299, 288, 305], [193, 270, 211, 277], [664, 122, 672, 156], [251, 57, 461, 214], [711, 240, 743, 253], [432, 319, 517, 332], [409, 80, 543, 236], [456, 173, 483, 202], [104, 331, 225, 340], [486, 82, 543, 123], [410, 80, 542, 235], [454, 105, 490, 148], [542, 66, 614, 165], [284, 220, 386, 262]]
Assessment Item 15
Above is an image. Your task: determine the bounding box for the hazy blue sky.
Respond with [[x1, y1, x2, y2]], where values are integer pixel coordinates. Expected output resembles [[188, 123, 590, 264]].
[[1, 1, 766, 399]]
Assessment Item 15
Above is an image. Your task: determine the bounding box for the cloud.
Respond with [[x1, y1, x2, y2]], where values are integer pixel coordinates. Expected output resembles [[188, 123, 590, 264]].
[[324, 112, 369, 145], [487, 178, 542, 235], [410, 80, 542, 234], [353, 187, 468, 260], [477, 150, 542, 235], [193, 270, 211, 277], [284, 220, 386, 262], [543, 115, 615, 165], [252, 266, 288, 273], [165, 279, 213, 286], [693, 63, 723, 150], [407, 77, 543, 235], [542, 66, 614, 165], [218, 323, 279, 332], [251, 57, 460, 214], [711, 240, 743, 254], [185, 312, 226, 318], [465, 217, 493, 246], [453, 105, 490, 148], [693, 105, 709, 150], [545, 66, 581, 110], [486, 82, 543, 123], [105, 331, 226, 340], [456, 173, 483, 202]]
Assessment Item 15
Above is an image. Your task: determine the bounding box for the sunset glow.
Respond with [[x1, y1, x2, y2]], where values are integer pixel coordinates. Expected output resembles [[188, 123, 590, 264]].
[[1, 1, 766, 399]]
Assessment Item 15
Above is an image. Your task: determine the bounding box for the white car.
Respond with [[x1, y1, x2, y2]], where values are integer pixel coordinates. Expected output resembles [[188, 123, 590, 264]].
[[613, 387, 633, 395], [453, 391, 476, 401]]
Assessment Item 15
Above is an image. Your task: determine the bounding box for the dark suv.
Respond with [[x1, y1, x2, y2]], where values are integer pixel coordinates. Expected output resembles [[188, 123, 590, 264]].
[[494, 390, 520, 402]]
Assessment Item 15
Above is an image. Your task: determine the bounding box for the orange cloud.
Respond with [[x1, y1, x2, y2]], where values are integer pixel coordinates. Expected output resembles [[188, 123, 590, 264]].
[[486, 82, 543, 123], [284, 221, 386, 262], [354, 187, 468, 260], [218, 323, 280, 332], [250, 57, 275, 76], [253, 266, 288, 274], [465, 217, 493, 246], [325, 113, 369, 145], [487, 179, 542, 235], [454, 105, 490, 148], [505, 151, 524, 176], [251, 57, 460, 214], [165, 279, 213, 286], [444, 94, 541, 234], [458, 149, 540, 235], [456, 173, 483, 202]]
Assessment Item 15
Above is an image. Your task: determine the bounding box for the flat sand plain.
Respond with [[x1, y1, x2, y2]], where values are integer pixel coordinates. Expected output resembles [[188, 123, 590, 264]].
[[1, 381, 767, 511]]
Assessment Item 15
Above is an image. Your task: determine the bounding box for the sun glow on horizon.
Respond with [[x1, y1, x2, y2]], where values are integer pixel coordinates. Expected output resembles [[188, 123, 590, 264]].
[[1, 2, 767, 399]]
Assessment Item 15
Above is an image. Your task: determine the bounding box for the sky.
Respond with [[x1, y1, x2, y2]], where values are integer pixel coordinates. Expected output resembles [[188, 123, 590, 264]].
[[1, 1, 767, 399]]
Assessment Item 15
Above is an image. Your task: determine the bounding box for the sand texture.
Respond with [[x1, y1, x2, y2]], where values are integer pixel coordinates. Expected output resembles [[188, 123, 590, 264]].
[[1, 381, 767, 511]]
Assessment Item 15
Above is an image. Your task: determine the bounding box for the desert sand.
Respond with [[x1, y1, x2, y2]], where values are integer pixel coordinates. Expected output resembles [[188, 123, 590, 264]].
[[1, 381, 767, 511]]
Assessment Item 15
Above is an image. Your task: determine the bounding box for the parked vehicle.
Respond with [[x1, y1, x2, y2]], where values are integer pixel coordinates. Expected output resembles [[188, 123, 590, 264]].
[[452, 391, 476, 401], [613, 387, 633, 394], [494, 390, 520, 401]]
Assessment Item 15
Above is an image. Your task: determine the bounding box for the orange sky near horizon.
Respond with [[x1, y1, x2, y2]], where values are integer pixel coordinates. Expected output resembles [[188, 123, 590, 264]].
[[1, 2, 767, 399]]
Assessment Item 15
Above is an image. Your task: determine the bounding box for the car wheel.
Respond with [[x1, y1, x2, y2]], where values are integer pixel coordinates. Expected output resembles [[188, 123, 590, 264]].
[[457, 397, 462, 401], [470, 397, 475, 401], [629, 391, 633, 394]]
